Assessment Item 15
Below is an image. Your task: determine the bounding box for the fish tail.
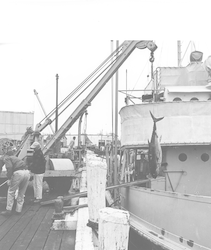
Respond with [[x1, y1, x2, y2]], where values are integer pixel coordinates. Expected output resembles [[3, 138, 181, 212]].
[[150, 111, 164, 123]]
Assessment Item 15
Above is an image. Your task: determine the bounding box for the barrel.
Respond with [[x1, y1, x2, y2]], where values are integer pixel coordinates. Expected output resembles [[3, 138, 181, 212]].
[[45, 158, 74, 194], [48, 158, 74, 170]]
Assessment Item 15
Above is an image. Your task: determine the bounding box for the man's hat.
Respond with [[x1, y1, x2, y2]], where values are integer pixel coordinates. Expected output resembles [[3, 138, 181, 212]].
[[30, 142, 41, 149]]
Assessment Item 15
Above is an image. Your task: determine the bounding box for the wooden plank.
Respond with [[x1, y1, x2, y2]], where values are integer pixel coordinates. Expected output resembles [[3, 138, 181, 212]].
[[40, 192, 87, 206], [0, 205, 42, 250], [43, 230, 63, 250], [0, 214, 7, 227], [0, 205, 34, 241], [41, 179, 150, 206], [26, 208, 54, 250], [63, 203, 87, 212], [10, 206, 51, 250], [60, 230, 76, 250]]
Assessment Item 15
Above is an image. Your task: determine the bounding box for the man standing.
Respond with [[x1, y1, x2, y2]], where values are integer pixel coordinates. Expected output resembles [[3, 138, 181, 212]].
[[68, 136, 76, 160], [0, 151, 30, 216], [29, 142, 46, 203], [136, 151, 149, 182]]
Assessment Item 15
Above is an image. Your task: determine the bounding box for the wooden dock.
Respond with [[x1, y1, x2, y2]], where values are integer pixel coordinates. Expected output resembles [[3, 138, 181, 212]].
[[0, 194, 76, 250]]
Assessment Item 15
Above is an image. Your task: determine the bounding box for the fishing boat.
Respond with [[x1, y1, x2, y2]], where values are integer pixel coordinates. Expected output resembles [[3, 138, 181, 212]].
[[119, 44, 211, 249], [1, 40, 211, 249]]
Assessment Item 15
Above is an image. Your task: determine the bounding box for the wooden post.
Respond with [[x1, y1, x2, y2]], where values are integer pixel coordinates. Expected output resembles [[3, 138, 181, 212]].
[[41, 179, 150, 206], [98, 207, 130, 250], [87, 154, 107, 224], [52, 196, 65, 220]]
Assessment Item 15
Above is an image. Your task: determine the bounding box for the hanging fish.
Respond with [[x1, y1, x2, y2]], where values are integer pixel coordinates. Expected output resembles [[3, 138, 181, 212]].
[[148, 111, 164, 178]]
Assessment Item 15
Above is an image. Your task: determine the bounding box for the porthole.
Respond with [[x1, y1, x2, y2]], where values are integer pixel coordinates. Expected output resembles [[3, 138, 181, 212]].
[[201, 153, 209, 162], [178, 153, 187, 162], [173, 97, 182, 101], [190, 97, 198, 101]]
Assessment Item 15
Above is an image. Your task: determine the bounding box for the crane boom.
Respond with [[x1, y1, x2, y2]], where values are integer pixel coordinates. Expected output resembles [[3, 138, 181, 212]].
[[42, 40, 157, 155]]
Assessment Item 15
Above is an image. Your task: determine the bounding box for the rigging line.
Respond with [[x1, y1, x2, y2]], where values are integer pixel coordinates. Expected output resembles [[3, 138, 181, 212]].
[[129, 41, 158, 95], [52, 51, 120, 120], [54, 57, 118, 119], [129, 59, 149, 95], [158, 41, 163, 66], [57, 47, 122, 105], [39, 45, 123, 124], [50, 56, 119, 123], [181, 41, 191, 65], [192, 41, 196, 51], [41, 45, 122, 122]]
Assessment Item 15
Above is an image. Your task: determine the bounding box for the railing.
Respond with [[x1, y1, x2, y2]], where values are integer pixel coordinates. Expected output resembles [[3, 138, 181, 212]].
[[164, 170, 186, 192]]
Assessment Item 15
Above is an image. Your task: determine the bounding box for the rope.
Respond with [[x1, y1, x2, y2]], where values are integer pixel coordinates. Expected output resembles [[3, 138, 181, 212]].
[[0, 180, 8, 188], [50, 56, 119, 123], [38, 44, 123, 125], [180, 41, 191, 65]]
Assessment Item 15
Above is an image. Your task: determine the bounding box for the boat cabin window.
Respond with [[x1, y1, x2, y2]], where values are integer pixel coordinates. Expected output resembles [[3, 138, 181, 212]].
[[173, 97, 182, 101], [190, 97, 199, 101], [201, 153, 209, 162], [178, 153, 187, 162]]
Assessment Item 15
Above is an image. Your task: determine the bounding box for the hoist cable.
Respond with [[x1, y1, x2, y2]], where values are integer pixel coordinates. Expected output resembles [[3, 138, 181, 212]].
[[39, 43, 124, 125], [50, 56, 119, 123]]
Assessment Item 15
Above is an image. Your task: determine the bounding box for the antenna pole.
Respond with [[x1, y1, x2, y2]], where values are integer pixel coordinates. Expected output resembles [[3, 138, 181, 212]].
[[55, 74, 59, 132], [125, 69, 128, 105], [177, 41, 182, 67], [114, 40, 119, 200]]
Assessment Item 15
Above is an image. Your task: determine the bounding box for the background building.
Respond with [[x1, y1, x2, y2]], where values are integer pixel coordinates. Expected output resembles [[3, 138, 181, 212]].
[[0, 111, 34, 141]]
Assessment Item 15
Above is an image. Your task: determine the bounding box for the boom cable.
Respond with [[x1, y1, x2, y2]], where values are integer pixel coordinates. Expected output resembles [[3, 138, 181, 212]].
[[38, 43, 124, 126]]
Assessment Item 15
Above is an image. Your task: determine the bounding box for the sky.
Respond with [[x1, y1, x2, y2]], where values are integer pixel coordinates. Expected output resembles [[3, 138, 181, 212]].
[[0, 0, 211, 138]]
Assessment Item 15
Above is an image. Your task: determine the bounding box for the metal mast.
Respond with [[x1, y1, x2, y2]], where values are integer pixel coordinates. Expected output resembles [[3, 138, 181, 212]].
[[177, 41, 182, 67]]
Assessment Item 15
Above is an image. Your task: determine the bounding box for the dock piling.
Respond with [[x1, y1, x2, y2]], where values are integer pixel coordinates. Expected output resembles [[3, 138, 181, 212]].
[[98, 207, 130, 250], [87, 155, 107, 225]]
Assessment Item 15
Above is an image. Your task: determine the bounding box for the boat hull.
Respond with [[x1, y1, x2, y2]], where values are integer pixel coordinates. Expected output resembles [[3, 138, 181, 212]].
[[120, 186, 211, 250]]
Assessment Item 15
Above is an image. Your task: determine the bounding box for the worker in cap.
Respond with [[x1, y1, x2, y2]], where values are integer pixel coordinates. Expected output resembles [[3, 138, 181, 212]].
[[28, 142, 46, 203], [0, 151, 30, 216], [30, 141, 41, 150]]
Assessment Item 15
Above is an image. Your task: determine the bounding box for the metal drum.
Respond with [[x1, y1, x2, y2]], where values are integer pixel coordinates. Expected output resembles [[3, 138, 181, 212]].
[[48, 158, 74, 170], [45, 158, 75, 193]]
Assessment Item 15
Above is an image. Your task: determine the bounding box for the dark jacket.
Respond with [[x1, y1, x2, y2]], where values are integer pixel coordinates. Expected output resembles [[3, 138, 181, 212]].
[[4, 155, 27, 179], [29, 149, 46, 174]]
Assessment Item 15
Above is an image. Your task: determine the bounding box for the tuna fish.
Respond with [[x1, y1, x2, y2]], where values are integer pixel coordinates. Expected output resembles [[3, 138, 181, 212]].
[[148, 111, 164, 178]]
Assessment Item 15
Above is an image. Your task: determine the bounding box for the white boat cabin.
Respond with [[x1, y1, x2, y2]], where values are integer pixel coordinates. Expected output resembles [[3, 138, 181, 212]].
[[120, 51, 211, 196]]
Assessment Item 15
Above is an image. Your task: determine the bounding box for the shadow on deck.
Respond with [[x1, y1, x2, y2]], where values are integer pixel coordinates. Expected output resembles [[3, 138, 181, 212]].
[[0, 192, 76, 250]]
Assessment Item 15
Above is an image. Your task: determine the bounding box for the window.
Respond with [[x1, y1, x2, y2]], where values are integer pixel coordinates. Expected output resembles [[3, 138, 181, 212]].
[[190, 97, 198, 101], [173, 97, 182, 101], [201, 153, 209, 162], [178, 153, 187, 162]]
